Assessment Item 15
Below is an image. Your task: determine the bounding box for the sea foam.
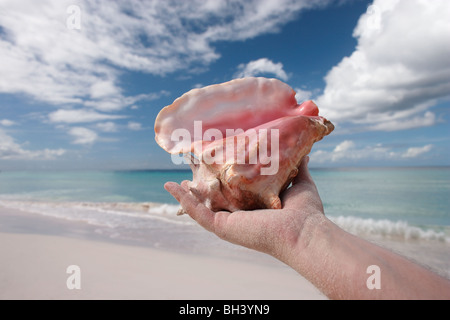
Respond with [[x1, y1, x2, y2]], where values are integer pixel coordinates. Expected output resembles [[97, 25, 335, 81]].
[[330, 215, 449, 243], [0, 200, 194, 229], [0, 199, 448, 244]]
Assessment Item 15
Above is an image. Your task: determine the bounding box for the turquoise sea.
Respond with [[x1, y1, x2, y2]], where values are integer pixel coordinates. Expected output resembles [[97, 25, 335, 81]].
[[1, 167, 449, 276], [0, 167, 449, 235], [1, 167, 449, 222]]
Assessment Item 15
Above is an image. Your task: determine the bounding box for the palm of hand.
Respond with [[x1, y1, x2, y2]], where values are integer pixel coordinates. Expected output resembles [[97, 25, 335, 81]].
[[164, 157, 323, 259]]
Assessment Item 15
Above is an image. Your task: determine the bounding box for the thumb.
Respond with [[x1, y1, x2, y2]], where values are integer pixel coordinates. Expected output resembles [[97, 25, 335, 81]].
[[292, 156, 313, 185], [281, 156, 320, 209]]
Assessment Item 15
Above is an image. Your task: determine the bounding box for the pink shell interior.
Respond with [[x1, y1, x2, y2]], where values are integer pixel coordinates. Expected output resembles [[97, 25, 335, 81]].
[[155, 77, 320, 154]]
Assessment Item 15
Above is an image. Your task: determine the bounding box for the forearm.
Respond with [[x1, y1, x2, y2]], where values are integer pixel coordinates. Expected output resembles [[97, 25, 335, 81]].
[[281, 214, 450, 300]]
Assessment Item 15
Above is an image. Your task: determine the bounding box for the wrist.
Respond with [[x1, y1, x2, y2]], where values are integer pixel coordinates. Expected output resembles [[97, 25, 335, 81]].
[[281, 213, 333, 272]]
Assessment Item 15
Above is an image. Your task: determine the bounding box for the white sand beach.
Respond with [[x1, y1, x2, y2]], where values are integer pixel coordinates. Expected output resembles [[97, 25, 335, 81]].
[[0, 206, 326, 300], [1, 199, 448, 300]]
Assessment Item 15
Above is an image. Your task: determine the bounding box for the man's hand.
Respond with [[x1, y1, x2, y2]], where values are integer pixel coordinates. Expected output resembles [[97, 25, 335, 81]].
[[164, 156, 324, 261]]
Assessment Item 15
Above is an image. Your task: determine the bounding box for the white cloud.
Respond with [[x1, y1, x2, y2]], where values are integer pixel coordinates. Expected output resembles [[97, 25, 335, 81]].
[[90, 81, 120, 99], [96, 122, 118, 133], [0, 129, 65, 160], [402, 144, 433, 159], [235, 58, 289, 81], [368, 111, 437, 131], [48, 109, 126, 124], [0, 0, 327, 111], [311, 140, 434, 163], [83, 91, 168, 112], [68, 127, 98, 145], [316, 0, 450, 131], [127, 121, 142, 131], [0, 119, 16, 126], [333, 140, 355, 153], [295, 88, 313, 103]]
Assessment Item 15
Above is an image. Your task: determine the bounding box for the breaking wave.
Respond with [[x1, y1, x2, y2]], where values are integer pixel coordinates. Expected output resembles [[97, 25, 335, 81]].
[[330, 215, 449, 243], [0, 200, 448, 243], [0, 200, 194, 229]]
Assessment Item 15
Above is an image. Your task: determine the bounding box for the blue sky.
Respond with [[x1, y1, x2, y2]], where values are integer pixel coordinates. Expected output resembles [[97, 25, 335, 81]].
[[0, 0, 449, 170]]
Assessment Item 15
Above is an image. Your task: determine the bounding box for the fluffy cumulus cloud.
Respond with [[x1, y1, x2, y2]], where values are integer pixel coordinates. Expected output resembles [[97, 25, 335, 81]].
[[316, 0, 450, 131], [295, 88, 313, 103], [0, 129, 65, 160], [401, 144, 433, 159], [68, 127, 98, 145], [0, 0, 327, 111], [310, 140, 434, 164], [235, 58, 289, 81]]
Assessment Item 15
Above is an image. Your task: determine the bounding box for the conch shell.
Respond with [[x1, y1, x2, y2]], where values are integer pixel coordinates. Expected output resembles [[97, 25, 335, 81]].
[[155, 77, 333, 212]]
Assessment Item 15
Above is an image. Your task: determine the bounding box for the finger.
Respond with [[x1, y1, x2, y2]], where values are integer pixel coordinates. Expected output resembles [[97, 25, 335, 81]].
[[164, 181, 215, 232], [292, 156, 313, 185], [164, 181, 183, 202], [281, 156, 319, 209], [180, 180, 190, 190]]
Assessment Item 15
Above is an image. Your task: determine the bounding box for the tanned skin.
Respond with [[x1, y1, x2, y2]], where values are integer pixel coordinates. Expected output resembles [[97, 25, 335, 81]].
[[165, 157, 450, 300]]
